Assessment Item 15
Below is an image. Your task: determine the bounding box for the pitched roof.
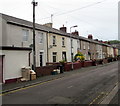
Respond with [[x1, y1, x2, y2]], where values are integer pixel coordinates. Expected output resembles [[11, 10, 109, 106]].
[[1, 13, 109, 46]]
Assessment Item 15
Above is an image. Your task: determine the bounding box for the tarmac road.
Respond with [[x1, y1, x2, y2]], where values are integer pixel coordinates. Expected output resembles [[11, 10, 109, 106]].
[[2, 61, 118, 104]]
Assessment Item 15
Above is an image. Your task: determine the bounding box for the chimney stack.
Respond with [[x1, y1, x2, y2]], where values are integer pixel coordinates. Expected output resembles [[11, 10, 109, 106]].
[[59, 25, 67, 33], [88, 34, 93, 39], [108, 42, 110, 44], [71, 30, 79, 36], [94, 39, 98, 41], [43, 23, 53, 28]]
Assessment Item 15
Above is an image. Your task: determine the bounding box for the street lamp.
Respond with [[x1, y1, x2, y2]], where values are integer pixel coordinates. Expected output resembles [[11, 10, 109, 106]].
[[32, 0, 38, 71], [70, 25, 78, 70]]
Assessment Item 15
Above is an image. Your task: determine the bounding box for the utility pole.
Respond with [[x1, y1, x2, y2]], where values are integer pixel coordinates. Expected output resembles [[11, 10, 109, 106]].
[[32, 0, 38, 71], [51, 14, 53, 23]]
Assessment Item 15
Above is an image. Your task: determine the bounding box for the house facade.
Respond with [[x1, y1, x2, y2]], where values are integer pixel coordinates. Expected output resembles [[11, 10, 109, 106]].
[[79, 39, 91, 60], [47, 32, 68, 62], [102, 44, 108, 58], [95, 43, 103, 59], [1, 13, 48, 67], [47, 25, 79, 63], [0, 47, 31, 83]]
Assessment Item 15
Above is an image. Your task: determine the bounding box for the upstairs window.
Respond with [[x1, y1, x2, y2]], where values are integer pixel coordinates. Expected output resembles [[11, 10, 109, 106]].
[[62, 37, 65, 47], [22, 29, 29, 41], [38, 32, 44, 44], [53, 36, 56, 46], [83, 42, 86, 49]]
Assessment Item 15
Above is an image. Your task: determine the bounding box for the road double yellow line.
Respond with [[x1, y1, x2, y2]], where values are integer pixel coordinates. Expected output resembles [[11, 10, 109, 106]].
[[89, 82, 118, 105], [0, 76, 63, 96]]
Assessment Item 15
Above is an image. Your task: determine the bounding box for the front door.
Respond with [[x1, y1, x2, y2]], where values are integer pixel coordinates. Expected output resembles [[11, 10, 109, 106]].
[[62, 52, 67, 61], [40, 52, 43, 66], [0, 56, 3, 83]]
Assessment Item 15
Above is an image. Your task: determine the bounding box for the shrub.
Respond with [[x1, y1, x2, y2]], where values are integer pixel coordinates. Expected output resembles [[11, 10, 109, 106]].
[[74, 52, 85, 61]]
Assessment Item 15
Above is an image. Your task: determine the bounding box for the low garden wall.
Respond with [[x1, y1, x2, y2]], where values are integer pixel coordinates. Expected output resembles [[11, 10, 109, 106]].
[[64, 62, 82, 71], [103, 58, 108, 64], [82, 61, 93, 67], [36, 65, 58, 77], [36, 58, 117, 77]]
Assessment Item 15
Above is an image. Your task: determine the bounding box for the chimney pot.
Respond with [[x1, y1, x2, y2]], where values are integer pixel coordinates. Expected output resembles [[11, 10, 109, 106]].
[[88, 34, 93, 39], [60, 26, 67, 33], [71, 30, 79, 36]]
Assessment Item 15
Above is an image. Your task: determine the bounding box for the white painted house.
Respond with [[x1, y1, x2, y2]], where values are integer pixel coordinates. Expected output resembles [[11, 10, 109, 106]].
[[1, 13, 48, 67], [0, 47, 31, 83]]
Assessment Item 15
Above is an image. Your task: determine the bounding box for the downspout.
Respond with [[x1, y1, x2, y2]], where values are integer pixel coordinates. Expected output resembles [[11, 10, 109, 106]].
[[29, 51, 32, 66]]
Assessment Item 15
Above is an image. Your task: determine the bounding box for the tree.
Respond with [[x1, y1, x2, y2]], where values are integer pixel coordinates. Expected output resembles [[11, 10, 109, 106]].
[[108, 40, 120, 44]]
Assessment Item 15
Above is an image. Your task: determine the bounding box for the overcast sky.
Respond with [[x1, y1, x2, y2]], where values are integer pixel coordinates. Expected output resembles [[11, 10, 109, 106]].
[[0, 0, 119, 41]]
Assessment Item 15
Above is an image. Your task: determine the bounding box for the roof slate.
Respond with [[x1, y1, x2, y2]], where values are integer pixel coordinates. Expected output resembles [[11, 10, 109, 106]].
[[1, 13, 111, 46]]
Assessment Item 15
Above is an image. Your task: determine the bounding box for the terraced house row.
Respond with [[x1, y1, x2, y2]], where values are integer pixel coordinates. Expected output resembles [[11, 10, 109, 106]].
[[0, 13, 119, 83]]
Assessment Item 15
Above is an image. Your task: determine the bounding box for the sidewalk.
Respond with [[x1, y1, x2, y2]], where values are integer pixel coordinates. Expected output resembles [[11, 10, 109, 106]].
[[1, 62, 115, 94]]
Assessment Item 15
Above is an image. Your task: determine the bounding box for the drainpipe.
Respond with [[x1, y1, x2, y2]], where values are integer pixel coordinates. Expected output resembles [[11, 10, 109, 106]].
[[29, 51, 32, 66]]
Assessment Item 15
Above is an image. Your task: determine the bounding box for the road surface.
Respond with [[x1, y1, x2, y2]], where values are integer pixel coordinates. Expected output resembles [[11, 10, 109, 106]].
[[2, 61, 118, 104]]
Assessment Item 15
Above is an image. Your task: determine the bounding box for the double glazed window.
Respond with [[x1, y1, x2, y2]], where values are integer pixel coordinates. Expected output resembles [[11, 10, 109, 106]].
[[22, 29, 29, 41], [62, 37, 65, 47], [38, 32, 44, 44], [53, 52, 57, 62], [53, 36, 56, 46]]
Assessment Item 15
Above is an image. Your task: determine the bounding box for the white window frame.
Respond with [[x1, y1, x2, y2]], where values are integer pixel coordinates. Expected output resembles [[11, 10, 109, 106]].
[[62, 37, 65, 46], [22, 29, 29, 41], [53, 36, 56, 46], [38, 32, 44, 44], [53, 52, 57, 62]]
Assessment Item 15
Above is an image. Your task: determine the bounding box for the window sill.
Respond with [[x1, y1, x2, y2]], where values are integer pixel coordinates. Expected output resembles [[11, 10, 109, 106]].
[[62, 46, 66, 48], [53, 45, 57, 47]]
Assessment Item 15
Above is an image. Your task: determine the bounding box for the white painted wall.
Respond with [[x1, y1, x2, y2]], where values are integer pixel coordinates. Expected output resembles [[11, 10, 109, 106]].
[[2, 20, 47, 67], [72, 38, 78, 59], [2, 50, 30, 82], [66, 37, 78, 62], [66, 37, 71, 62]]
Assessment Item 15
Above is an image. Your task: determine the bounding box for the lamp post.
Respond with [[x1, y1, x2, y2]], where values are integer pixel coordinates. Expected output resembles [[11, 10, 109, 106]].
[[70, 25, 78, 70], [32, 0, 38, 71]]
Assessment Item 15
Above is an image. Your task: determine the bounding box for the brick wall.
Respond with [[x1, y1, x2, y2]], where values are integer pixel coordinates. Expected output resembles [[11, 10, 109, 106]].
[[64, 62, 82, 71], [36, 65, 58, 77], [83, 61, 93, 67], [103, 58, 108, 64]]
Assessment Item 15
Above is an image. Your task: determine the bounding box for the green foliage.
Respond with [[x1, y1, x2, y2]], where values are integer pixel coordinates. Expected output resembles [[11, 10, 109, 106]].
[[74, 52, 85, 61], [59, 60, 66, 64], [108, 40, 120, 44]]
